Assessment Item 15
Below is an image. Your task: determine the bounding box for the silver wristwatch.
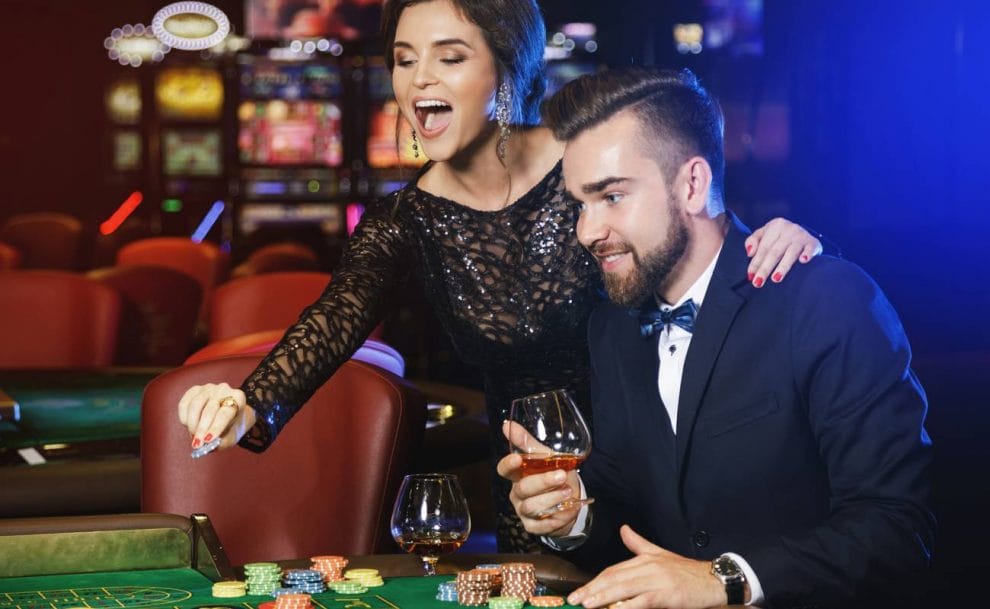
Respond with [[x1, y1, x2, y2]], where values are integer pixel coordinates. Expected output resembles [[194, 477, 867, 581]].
[[711, 554, 747, 605]]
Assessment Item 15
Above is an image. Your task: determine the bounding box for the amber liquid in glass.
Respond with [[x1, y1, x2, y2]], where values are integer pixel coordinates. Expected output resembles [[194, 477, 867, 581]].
[[395, 534, 465, 559], [520, 453, 585, 476]]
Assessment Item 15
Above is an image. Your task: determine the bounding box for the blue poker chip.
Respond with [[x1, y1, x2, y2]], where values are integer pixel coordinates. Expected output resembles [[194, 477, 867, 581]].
[[534, 582, 549, 596], [284, 569, 323, 580]]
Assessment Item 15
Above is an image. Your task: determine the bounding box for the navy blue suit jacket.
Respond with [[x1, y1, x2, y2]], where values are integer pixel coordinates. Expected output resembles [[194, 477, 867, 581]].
[[573, 215, 935, 608]]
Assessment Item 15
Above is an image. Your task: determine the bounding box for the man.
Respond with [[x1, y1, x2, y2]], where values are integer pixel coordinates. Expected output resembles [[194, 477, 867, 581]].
[[497, 68, 935, 609]]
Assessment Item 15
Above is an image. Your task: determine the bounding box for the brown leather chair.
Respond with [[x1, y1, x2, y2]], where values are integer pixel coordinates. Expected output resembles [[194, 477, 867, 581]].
[[231, 242, 321, 278], [0, 212, 84, 270], [88, 265, 203, 366], [0, 271, 120, 368], [116, 237, 228, 326], [0, 240, 22, 270], [140, 354, 426, 565], [208, 272, 331, 342], [183, 331, 405, 377]]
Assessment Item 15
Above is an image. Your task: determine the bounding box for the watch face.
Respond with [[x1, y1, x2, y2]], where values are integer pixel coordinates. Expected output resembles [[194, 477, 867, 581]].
[[713, 556, 742, 578]]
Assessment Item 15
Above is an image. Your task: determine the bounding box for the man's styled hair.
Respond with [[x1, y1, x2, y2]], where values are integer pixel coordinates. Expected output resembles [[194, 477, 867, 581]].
[[543, 67, 726, 203]]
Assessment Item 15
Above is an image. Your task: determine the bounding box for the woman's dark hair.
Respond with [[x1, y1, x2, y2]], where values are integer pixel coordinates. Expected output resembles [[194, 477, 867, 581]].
[[381, 0, 547, 126]]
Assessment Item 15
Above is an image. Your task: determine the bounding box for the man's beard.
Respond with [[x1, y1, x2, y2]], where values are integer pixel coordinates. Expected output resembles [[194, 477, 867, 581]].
[[601, 204, 689, 308]]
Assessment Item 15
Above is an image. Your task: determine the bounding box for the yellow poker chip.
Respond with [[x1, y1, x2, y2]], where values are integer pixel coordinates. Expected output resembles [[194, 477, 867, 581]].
[[344, 568, 380, 577]]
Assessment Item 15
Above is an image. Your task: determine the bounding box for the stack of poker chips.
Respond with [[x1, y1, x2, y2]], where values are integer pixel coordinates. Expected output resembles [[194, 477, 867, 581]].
[[244, 562, 283, 595], [211, 580, 247, 598], [499, 563, 537, 601], [310, 555, 349, 582], [529, 596, 566, 607], [436, 579, 459, 602], [280, 569, 327, 594], [343, 568, 385, 588], [456, 569, 493, 606], [274, 592, 313, 609]]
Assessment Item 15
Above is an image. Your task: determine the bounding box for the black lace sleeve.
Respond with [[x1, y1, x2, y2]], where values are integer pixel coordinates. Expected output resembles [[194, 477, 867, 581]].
[[237, 195, 412, 451]]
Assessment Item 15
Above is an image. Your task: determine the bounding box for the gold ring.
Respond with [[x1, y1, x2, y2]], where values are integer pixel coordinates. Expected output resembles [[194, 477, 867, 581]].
[[218, 396, 238, 411]]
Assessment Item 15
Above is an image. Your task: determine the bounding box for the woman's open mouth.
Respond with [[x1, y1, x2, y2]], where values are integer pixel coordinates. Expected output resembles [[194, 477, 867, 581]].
[[414, 98, 453, 136]]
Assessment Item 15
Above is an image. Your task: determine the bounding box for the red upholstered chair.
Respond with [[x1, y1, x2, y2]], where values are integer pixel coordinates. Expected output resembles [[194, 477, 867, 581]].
[[0, 212, 84, 270], [0, 241, 21, 271], [231, 242, 321, 278], [0, 271, 120, 368], [116, 237, 229, 326], [141, 354, 426, 565], [87, 265, 203, 366], [184, 331, 405, 377], [208, 272, 331, 342]]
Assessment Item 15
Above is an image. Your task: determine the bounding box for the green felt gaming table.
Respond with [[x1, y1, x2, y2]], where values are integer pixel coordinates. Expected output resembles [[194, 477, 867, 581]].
[[0, 515, 588, 609], [0, 369, 166, 518], [0, 568, 483, 609], [0, 368, 164, 457]]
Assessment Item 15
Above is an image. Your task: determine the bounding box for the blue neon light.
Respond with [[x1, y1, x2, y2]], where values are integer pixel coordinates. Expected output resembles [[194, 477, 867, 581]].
[[191, 200, 225, 243]]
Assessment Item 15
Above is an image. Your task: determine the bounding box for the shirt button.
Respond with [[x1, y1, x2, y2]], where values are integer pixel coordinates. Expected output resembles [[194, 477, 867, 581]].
[[692, 530, 710, 548]]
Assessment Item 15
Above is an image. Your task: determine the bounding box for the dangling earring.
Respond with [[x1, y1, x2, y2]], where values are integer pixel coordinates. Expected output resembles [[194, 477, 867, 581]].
[[411, 129, 420, 158], [495, 81, 511, 162]]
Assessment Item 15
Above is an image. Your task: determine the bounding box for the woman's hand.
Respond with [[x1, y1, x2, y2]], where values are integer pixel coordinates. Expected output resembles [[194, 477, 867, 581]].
[[744, 218, 823, 287], [177, 382, 256, 450]]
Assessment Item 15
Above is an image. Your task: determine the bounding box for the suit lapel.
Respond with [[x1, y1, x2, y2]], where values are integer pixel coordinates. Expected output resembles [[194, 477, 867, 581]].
[[674, 215, 752, 469]]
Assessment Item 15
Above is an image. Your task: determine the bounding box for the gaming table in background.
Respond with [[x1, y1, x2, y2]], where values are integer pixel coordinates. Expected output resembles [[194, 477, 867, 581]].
[[0, 368, 164, 517]]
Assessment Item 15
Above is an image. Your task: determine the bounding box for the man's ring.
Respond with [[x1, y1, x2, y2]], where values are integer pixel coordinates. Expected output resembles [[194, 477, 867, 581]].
[[218, 396, 238, 411]]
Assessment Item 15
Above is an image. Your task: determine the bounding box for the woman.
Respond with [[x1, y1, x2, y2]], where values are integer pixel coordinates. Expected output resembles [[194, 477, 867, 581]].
[[178, 0, 822, 552]]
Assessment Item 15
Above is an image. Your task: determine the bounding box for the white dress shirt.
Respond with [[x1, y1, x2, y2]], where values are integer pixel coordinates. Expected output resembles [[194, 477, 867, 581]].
[[547, 246, 765, 606]]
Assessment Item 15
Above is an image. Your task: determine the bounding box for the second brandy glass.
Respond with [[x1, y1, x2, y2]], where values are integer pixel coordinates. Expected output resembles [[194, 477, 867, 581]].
[[508, 388, 594, 518], [390, 473, 471, 576]]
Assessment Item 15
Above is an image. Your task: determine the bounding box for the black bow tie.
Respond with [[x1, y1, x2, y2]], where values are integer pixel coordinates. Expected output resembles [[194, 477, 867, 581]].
[[639, 299, 698, 337]]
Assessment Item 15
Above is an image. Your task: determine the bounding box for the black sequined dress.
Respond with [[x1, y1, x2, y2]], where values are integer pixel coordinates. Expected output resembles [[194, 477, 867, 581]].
[[238, 161, 603, 552]]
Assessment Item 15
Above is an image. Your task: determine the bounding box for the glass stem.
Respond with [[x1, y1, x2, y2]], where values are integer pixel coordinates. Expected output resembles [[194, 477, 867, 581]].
[[421, 556, 439, 576]]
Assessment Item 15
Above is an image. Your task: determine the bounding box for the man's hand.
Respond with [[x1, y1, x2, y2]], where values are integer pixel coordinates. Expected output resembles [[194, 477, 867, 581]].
[[567, 525, 729, 609], [497, 420, 582, 537]]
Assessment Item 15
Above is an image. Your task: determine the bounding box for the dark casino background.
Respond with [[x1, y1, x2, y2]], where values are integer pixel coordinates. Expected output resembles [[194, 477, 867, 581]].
[[0, 0, 987, 604]]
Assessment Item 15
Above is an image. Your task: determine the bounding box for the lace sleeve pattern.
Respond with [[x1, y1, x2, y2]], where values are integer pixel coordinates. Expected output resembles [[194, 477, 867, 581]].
[[238, 195, 412, 451]]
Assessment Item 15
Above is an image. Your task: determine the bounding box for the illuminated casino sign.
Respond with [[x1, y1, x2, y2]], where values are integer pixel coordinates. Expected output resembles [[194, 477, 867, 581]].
[[151, 2, 230, 51], [104, 24, 170, 67]]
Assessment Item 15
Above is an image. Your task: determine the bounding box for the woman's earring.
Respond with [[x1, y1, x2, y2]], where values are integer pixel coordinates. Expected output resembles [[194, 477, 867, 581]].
[[411, 129, 420, 158], [495, 82, 511, 162]]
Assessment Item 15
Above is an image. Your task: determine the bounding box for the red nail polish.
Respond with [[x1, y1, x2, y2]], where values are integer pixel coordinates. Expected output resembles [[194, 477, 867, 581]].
[[203, 434, 213, 443], [192, 438, 201, 448], [754, 277, 765, 288], [800, 255, 809, 263], [746, 244, 753, 255], [772, 272, 782, 283], [747, 271, 755, 282]]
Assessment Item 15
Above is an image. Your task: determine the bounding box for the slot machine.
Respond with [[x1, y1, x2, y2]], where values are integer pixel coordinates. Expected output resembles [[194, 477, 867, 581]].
[[234, 51, 347, 264], [152, 62, 232, 239]]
